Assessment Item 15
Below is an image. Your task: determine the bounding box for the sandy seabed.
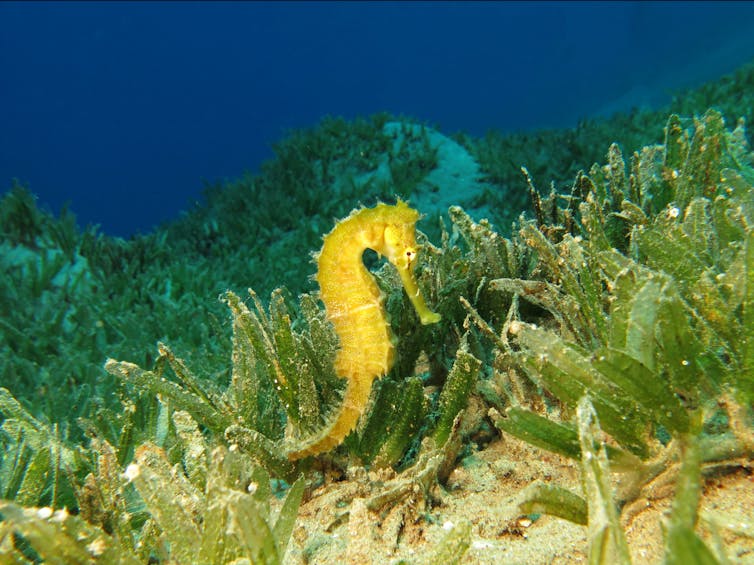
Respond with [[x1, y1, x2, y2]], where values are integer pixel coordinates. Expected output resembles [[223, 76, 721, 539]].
[[280, 432, 754, 564]]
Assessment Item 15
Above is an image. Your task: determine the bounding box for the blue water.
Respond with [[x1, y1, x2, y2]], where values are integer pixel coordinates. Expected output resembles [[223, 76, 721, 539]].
[[2, 1, 754, 238]]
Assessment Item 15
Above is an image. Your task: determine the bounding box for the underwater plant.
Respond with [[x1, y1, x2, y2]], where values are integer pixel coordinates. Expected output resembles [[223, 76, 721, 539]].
[[471, 109, 754, 562], [1, 424, 304, 564], [103, 199, 477, 476]]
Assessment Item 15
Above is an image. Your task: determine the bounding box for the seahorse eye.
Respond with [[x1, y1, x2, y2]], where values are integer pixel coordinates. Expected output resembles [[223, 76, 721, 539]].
[[405, 249, 416, 264]]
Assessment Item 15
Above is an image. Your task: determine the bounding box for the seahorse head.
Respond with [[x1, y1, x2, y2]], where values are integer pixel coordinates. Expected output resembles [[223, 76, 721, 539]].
[[376, 200, 417, 264], [380, 202, 441, 325]]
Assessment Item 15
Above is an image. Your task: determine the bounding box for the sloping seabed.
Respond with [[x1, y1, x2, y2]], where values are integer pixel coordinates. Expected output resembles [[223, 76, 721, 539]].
[[1, 60, 754, 563]]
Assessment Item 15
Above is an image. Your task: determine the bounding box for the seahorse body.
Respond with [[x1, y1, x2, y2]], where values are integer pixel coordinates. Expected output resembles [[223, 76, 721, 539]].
[[287, 200, 441, 460]]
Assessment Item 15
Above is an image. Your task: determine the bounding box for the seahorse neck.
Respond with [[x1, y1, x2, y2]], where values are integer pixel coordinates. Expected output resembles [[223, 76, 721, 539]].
[[319, 216, 384, 275]]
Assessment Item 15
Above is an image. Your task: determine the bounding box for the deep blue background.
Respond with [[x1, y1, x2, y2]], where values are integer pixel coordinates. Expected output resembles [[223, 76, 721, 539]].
[[2, 1, 754, 237]]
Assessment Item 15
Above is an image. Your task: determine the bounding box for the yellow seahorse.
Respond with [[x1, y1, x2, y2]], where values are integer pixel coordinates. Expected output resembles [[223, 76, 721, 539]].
[[287, 200, 441, 460]]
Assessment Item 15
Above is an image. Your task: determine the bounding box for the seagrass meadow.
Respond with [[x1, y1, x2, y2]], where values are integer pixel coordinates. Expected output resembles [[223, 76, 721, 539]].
[[1, 60, 754, 564]]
